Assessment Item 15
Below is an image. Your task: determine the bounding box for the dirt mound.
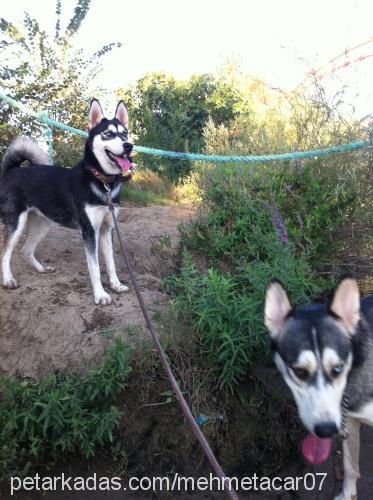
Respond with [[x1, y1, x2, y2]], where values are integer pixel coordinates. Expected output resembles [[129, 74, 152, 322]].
[[0, 205, 194, 379]]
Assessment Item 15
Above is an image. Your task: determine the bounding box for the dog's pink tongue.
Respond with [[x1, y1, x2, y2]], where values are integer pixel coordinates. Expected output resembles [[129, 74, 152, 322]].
[[302, 434, 332, 464], [116, 156, 131, 172]]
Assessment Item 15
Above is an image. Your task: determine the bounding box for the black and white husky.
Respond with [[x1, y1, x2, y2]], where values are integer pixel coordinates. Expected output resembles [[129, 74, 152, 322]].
[[0, 99, 134, 305], [265, 277, 373, 499]]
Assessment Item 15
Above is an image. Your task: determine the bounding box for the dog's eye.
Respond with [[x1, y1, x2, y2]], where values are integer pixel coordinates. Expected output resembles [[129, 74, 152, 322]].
[[103, 131, 115, 139], [331, 364, 344, 378], [292, 367, 309, 381]]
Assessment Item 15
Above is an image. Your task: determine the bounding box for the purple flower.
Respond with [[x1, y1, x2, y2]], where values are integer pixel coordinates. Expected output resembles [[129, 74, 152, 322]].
[[271, 206, 288, 245]]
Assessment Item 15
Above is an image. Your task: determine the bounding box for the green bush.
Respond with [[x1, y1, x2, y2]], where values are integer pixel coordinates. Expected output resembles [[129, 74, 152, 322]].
[[268, 159, 359, 268], [0, 338, 132, 479], [165, 177, 330, 389], [165, 157, 363, 390], [184, 159, 360, 269]]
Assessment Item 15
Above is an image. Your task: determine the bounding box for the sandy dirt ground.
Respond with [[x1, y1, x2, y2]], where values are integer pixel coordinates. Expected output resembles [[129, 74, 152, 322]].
[[0, 204, 194, 379]]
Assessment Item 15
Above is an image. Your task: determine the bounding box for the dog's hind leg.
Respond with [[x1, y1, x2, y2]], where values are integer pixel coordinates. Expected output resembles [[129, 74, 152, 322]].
[[1, 210, 28, 288], [335, 418, 361, 500], [100, 210, 128, 294], [22, 211, 54, 273]]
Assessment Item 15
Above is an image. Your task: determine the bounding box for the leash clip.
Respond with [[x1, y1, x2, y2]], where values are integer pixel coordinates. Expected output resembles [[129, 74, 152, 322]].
[[103, 183, 113, 208], [339, 426, 349, 440]]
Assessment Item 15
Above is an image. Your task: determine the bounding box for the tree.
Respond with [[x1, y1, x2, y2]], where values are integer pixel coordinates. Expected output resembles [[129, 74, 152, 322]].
[[0, 0, 121, 162], [118, 69, 246, 180]]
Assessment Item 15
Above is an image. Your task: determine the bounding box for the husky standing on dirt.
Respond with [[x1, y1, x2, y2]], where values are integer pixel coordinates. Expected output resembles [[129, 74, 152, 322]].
[[0, 99, 133, 305], [264, 277, 373, 499]]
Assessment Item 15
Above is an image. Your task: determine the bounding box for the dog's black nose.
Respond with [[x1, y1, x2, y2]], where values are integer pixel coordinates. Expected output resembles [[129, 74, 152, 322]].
[[124, 142, 133, 154], [314, 422, 338, 438]]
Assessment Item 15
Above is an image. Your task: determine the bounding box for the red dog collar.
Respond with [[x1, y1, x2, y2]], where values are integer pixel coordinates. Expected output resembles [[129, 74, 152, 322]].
[[86, 166, 132, 184]]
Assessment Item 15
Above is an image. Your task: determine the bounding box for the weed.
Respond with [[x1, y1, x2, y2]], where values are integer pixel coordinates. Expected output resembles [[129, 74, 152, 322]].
[[151, 233, 172, 255], [166, 248, 324, 391], [0, 338, 132, 479], [122, 324, 143, 338], [100, 328, 113, 339], [163, 156, 359, 390]]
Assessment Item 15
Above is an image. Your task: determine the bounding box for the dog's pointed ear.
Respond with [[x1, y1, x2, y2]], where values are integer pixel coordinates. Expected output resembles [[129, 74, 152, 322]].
[[115, 100, 128, 129], [264, 279, 293, 338], [329, 276, 360, 335], [88, 99, 104, 130]]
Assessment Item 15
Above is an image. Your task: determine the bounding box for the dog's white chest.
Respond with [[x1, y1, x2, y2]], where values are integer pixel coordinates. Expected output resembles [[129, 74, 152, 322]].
[[84, 204, 119, 228], [349, 401, 373, 425]]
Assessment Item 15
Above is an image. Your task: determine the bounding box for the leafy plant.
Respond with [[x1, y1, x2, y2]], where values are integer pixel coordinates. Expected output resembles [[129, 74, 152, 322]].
[[151, 233, 172, 254], [0, 338, 132, 479], [185, 159, 361, 271], [163, 156, 362, 390], [166, 244, 325, 391]]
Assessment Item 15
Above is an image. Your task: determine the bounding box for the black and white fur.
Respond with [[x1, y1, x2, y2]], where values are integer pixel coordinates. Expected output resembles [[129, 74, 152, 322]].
[[264, 277, 373, 499], [0, 99, 133, 305]]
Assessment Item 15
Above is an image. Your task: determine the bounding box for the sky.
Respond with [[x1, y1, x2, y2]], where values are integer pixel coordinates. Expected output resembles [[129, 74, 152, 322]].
[[2, 0, 373, 119]]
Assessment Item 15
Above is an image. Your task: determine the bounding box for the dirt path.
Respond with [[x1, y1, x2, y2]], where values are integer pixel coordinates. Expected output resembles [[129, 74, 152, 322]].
[[0, 205, 194, 379]]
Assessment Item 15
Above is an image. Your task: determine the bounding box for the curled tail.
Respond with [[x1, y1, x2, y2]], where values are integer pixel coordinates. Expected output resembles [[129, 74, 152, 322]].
[[2, 136, 51, 176]]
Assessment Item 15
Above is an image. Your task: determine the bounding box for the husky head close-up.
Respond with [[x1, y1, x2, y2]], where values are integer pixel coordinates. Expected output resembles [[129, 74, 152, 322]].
[[86, 99, 134, 176], [264, 277, 362, 439]]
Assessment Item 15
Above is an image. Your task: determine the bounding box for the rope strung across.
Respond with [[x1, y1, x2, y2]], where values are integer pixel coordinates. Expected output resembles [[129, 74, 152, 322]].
[[0, 89, 370, 163]]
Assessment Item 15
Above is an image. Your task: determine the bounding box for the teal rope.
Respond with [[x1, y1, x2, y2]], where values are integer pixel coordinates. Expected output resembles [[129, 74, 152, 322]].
[[0, 90, 88, 138], [0, 89, 370, 163], [134, 141, 368, 162], [39, 111, 54, 162]]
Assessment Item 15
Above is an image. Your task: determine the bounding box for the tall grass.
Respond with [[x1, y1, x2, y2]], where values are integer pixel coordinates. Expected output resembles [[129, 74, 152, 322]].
[[121, 167, 200, 205]]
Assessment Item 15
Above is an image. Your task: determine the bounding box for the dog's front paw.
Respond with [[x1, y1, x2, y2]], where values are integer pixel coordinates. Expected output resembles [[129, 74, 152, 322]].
[[3, 278, 19, 289], [110, 280, 129, 293], [94, 290, 112, 305]]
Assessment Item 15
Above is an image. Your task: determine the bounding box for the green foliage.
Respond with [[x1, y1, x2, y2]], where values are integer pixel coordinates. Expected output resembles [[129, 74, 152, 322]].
[[121, 183, 174, 206], [0, 338, 132, 479], [125, 138, 367, 454], [189, 156, 363, 269], [0, 0, 121, 157], [269, 160, 360, 268], [181, 167, 276, 264], [119, 69, 246, 180], [166, 246, 322, 391], [116, 62, 365, 184], [202, 88, 363, 158], [151, 233, 172, 255], [119, 73, 205, 179], [165, 156, 364, 390]]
